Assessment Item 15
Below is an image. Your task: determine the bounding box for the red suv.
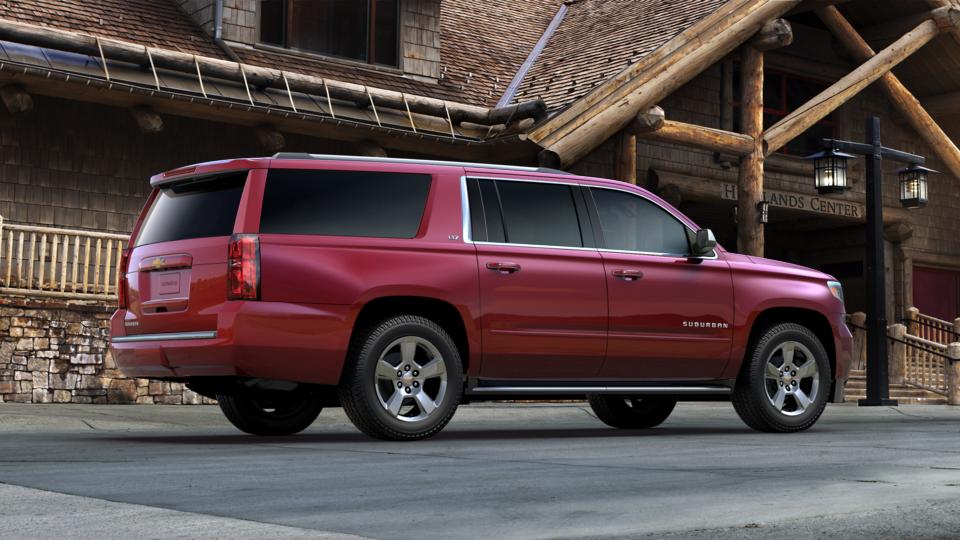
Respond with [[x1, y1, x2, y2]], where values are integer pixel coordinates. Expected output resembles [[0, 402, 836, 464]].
[[110, 154, 852, 440]]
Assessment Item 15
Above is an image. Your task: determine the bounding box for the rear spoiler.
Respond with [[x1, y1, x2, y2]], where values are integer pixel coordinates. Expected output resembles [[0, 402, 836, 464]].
[[150, 158, 266, 188]]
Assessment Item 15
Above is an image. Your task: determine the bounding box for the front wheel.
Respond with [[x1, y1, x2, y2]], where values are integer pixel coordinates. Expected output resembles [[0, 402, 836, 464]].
[[339, 315, 463, 441], [732, 322, 831, 433], [217, 392, 323, 436], [587, 395, 677, 429]]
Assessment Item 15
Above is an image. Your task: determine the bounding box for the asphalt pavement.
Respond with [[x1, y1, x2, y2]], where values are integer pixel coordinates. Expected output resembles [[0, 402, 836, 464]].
[[1, 401, 959, 539]]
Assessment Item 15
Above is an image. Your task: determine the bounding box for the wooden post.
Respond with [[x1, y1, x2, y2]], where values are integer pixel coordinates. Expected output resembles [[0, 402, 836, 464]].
[[615, 131, 637, 184], [906, 306, 920, 336], [889, 323, 907, 385], [947, 342, 960, 406], [815, 6, 960, 181], [763, 18, 941, 155], [738, 44, 764, 256]]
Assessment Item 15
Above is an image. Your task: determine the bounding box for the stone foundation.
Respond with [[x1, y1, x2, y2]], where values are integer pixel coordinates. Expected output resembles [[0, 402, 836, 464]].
[[0, 297, 214, 404]]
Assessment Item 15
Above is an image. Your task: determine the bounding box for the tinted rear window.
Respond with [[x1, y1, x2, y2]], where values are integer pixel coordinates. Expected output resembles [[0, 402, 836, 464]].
[[135, 173, 246, 247], [260, 169, 432, 238], [495, 180, 583, 248]]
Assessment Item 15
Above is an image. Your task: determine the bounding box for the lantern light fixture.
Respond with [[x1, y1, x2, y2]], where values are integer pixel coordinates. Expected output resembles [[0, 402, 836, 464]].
[[805, 148, 856, 194], [898, 164, 934, 209]]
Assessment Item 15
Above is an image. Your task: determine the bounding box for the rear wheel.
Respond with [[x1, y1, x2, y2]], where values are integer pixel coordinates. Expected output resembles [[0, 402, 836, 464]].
[[587, 395, 677, 429], [339, 315, 463, 441], [732, 322, 830, 433], [217, 392, 323, 436]]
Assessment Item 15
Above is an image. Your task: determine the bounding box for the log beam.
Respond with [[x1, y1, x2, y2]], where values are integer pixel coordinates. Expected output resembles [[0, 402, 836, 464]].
[[737, 45, 765, 257], [637, 120, 755, 156], [749, 18, 794, 51], [815, 6, 960, 180], [355, 140, 388, 157], [255, 125, 285, 153], [129, 105, 163, 134], [762, 17, 941, 156], [0, 84, 33, 114], [534, 0, 803, 167], [627, 106, 665, 133]]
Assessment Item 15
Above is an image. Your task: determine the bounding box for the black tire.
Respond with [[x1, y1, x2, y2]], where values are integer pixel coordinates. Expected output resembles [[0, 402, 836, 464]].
[[732, 322, 831, 433], [216, 392, 323, 436], [587, 395, 677, 429], [339, 315, 463, 441]]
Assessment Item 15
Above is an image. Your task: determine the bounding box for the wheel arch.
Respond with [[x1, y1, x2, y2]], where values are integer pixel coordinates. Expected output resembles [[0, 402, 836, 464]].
[[348, 296, 472, 376], [743, 307, 837, 382]]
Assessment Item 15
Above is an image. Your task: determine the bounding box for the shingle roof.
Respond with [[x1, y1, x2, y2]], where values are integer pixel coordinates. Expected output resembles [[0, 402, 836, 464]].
[[0, 0, 224, 59], [512, 0, 730, 111], [0, 0, 729, 113], [438, 0, 561, 107]]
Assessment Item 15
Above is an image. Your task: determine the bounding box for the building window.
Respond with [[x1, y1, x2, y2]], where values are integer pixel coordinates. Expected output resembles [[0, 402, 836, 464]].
[[259, 0, 399, 67], [734, 68, 834, 156]]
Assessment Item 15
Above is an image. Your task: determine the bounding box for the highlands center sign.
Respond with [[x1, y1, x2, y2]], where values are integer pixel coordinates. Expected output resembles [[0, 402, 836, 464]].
[[720, 182, 864, 219]]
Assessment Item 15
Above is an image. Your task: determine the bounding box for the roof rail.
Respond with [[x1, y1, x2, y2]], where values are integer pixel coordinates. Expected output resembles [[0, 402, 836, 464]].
[[271, 153, 571, 175]]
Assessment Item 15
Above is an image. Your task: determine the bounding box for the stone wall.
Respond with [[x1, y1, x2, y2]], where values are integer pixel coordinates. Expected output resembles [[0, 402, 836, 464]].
[[0, 297, 213, 405]]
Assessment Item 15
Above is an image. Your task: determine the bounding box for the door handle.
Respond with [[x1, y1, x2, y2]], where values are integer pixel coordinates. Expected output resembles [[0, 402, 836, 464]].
[[612, 269, 644, 281], [486, 262, 522, 274]]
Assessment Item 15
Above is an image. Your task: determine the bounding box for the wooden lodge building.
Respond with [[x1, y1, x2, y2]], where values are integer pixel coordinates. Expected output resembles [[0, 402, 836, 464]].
[[1, 0, 960, 404]]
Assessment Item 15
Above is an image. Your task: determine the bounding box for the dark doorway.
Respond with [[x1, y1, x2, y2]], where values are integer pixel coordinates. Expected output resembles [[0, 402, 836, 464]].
[[913, 266, 960, 321]]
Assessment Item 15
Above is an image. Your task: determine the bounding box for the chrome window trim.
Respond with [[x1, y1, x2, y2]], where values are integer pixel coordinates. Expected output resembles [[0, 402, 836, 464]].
[[460, 174, 720, 260], [111, 331, 217, 343]]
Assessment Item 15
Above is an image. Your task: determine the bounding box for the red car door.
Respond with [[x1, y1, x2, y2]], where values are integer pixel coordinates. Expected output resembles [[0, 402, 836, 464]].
[[585, 186, 734, 380], [467, 176, 607, 380]]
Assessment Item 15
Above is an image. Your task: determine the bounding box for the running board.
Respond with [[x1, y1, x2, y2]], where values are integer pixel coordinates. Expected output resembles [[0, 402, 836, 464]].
[[467, 385, 732, 396]]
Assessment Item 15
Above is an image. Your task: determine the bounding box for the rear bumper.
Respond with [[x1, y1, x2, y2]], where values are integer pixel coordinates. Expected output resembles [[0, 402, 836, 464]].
[[109, 301, 353, 384]]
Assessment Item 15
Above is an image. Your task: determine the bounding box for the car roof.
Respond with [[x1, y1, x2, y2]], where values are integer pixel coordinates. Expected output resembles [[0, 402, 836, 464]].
[[269, 153, 571, 175]]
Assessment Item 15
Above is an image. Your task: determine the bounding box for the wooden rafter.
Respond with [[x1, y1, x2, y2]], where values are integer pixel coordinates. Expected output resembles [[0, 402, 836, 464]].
[[762, 17, 944, 156], [815, 5, 960, 180], [636, 120, 755, 156], [531, 0, 802, 167]]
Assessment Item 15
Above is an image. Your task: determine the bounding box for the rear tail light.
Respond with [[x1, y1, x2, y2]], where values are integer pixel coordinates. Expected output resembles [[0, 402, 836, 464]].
[[117, 248, 131, 309], [228, 234, 260, 300]]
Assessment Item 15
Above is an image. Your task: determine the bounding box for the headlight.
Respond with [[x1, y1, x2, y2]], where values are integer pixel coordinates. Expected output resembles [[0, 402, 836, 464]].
[[827, 280, 844, 304]]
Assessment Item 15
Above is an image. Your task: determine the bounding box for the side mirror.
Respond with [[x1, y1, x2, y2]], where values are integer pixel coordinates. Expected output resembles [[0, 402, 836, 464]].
[[692, 228, 717, 257]]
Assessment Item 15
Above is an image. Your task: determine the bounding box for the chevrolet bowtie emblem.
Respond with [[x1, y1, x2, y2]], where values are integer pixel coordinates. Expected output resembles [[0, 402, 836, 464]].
[[152, 257, 165, 269]]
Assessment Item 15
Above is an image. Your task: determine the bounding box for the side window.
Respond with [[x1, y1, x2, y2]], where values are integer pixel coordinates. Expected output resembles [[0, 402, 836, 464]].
[[466, 178, 584, 248], [260, 169, 431, 238], [590, 188, 690, 255], [495, 180, 583, 248]]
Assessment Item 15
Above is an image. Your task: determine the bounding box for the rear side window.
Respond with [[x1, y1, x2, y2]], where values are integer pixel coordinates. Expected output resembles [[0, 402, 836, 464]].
[[495, 180, 583, 248], [590, 188, 690, 255], [260, 169, 431, 238], [135, 172, 247, 247], [467, 178, 585, 248]]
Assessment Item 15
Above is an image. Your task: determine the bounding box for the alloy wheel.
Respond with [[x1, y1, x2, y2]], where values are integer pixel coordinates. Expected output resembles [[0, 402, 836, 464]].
[[374, 336, 448, 422]]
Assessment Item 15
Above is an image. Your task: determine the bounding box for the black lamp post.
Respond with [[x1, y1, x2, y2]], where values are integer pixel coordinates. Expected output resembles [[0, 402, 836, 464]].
[[806, 116, 933, 407]]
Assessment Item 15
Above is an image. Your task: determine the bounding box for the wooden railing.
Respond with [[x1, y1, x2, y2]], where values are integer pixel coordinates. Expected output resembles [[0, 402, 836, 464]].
[[898, 331, 950, 396], [904, 307, 960, 345], [0, 216, 129, 301]]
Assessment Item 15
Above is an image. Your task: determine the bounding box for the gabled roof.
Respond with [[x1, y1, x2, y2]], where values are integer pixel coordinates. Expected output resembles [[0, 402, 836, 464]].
[[512, 0, 730, 111], [439, 0, 560, 107], [0, 0, 224, 58]]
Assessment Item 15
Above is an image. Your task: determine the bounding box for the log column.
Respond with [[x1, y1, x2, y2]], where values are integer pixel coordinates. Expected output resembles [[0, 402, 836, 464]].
[[615, 132, 637, 184], [737, 19, 793, 256]]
